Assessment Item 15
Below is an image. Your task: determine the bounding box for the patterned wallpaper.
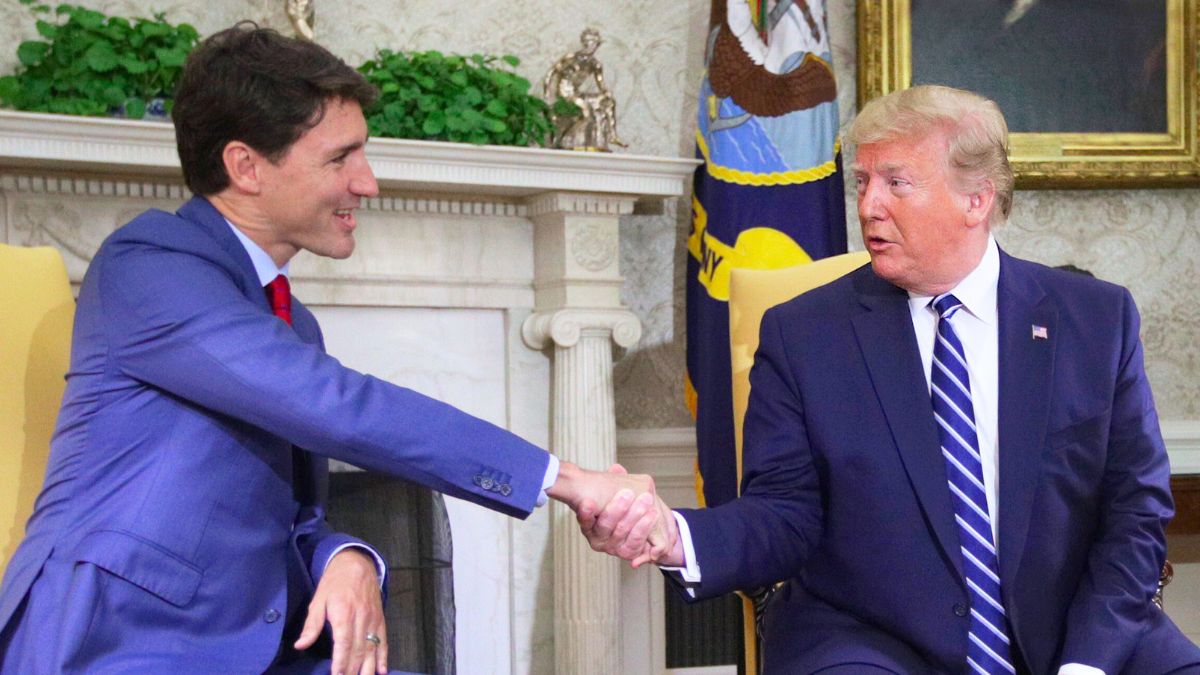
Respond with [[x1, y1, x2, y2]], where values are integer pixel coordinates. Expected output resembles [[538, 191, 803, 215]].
[[2, 0, 1194, 423]]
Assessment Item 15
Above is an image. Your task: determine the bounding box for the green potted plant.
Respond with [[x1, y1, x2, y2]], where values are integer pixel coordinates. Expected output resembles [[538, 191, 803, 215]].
[[357, 49, 553, 147], [0, 0, 199, 119]]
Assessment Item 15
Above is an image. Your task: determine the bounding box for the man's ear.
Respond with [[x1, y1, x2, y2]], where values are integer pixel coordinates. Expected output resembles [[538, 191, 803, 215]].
[[221, 141, 264, 195], [964, 180, 996, 229]]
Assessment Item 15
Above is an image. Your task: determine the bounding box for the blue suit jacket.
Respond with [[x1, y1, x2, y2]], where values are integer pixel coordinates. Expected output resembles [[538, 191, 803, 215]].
[[678, 253, 1188, 674], [0, 197, 550, 672]]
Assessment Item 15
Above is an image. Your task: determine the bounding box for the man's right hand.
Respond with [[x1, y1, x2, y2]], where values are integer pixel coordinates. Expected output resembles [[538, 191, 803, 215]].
[[547, 460, 652, 513], [547, 461, 678, 563], [574, 467, 684, 568]]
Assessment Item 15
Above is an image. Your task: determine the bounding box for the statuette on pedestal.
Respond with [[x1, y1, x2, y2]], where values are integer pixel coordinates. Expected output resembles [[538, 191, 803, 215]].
[[285, 0, 315, 42], [543, 28, 627, 152]]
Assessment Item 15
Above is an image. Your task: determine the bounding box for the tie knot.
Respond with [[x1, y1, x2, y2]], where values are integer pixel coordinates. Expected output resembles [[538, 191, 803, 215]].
[[265, 274, 292, 326], [933, 293, 964, 320], [266, 274, 289, 293]]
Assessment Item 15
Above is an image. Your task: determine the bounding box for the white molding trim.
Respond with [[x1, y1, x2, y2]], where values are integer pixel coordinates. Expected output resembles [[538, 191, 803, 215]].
[[292, 275, 534, 310], [617, 427, 697, 455], [0, 111, 178, 176], [0, 173, 189, 200], [0, 110, 699, 203], [1, 172, 530, 216], [1163, 420, 1200, 475], [617, 427, 699, 508], [526, 191, 637, 216], [364, 194, 525, 216]]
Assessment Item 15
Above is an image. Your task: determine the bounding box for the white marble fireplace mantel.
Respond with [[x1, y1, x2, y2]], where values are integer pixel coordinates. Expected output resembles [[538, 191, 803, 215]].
[[0, 109, 693, 204], [0, 109, 700, 675]]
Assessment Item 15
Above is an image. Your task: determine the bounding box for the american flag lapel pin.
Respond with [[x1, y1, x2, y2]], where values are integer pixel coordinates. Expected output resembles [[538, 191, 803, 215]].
[[1032, 325, 1048, 340]]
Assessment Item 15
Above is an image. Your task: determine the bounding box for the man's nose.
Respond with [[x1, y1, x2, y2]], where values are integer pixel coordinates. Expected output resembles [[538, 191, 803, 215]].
[[352, 159, 379, 198], [857, 182, 884, 221]]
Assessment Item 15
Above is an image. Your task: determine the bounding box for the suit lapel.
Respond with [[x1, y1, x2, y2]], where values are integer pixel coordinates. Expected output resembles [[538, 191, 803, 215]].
[[177, 196, 272, 312], [995, 252, 1056, 588], [850, 270, 964, 579], [179, 197, 322, 499]]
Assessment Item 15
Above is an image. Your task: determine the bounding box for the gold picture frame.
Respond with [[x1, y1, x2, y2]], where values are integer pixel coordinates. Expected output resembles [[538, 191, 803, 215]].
[[857, 0, 1200, 189]]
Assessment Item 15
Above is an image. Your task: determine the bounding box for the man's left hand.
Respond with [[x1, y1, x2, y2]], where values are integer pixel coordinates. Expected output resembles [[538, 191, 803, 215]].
[[294, 548, 388, 675]]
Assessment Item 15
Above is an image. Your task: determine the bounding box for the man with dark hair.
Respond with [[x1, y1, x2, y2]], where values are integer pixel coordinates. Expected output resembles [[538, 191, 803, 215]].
[[172, 22, 380, 197], [0, 23, 656, 674]]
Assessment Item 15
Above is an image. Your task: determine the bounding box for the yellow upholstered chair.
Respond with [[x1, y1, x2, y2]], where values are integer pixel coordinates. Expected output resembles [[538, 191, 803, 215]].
[[727, 251, 870, 674], [729, 251, 871, 493], [0, 244, 74, 577]]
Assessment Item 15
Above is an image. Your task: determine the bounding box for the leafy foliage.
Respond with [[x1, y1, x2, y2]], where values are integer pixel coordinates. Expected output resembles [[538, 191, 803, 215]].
[[0, 0, 198, 118], [358, 50, 553, 147]]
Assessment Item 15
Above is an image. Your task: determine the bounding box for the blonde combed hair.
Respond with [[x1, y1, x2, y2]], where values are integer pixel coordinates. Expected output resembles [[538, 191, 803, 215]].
[[850, 85, 1013, 225]]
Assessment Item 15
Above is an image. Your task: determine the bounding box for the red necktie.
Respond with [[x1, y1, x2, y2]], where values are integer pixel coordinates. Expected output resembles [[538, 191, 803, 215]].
[[265, 274, 292, 326], [264, 274, 310, 507]]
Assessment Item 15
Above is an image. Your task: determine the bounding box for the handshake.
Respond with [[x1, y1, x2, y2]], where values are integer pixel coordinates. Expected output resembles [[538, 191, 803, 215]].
[[547, 461, 685, 568]]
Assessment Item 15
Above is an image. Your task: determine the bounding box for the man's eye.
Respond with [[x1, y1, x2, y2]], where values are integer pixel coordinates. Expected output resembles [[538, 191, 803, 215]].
[[889, 178, 907, 188]]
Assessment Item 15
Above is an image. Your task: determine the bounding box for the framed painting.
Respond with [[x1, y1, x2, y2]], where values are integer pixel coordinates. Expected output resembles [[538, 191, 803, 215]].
[[857, 0, 1200, 188]]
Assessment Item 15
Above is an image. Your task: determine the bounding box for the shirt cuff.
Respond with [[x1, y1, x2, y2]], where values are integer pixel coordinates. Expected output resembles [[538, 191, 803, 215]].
[[324, 543, 387, 589], [659, 511, 701, 584], [1058, 664, 1105, 675], [537, 454, 560, 508]]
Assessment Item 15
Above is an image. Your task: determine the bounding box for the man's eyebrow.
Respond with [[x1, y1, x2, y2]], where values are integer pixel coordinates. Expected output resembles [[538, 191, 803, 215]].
[[329, 138, 366, 158], [850, 161, 907, 174]]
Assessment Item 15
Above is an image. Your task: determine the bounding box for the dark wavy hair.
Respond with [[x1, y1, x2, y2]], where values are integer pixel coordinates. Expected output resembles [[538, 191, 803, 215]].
[[172, 22, 378, 195]]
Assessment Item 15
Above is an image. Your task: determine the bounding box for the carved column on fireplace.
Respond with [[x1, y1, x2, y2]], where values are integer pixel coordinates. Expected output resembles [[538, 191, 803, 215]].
[[521, 191, 642, 675]]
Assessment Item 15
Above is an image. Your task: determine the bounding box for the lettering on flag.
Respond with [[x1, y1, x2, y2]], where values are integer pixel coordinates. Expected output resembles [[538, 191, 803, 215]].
[[688, 198, 813, 301]]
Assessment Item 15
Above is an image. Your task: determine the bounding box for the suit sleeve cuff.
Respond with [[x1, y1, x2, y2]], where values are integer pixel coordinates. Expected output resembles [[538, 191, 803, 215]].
[[537, 454, 560, 508], [324, 543, 387, 589], [659, 511, 701, 584], [1058, 664, 1105, 675]]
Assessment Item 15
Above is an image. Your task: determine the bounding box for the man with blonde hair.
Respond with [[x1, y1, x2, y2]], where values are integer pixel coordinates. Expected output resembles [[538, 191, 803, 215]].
[[580, 85, 1199, 673]]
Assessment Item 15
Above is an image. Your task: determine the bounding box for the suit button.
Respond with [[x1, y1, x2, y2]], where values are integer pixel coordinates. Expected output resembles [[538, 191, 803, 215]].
[[953, 603, 968, 617], [265, 608, 281, 623]]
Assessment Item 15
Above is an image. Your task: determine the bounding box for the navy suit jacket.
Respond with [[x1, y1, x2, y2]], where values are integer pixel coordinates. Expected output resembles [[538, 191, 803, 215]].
[[0, 197, 550, 672], [678, 253, 1184, 674]]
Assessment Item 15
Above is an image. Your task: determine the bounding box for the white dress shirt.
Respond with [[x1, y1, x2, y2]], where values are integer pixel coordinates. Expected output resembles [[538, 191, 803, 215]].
[[908, 235, 1001, 543], [669, 236, 1103, 675]]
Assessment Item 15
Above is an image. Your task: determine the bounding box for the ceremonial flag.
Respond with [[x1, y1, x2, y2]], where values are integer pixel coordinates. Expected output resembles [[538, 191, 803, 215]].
[[687, 0, 847, 507]]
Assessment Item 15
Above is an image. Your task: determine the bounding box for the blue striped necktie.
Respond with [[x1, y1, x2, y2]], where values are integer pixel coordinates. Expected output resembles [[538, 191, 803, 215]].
[[931, 294, 1015, 675]]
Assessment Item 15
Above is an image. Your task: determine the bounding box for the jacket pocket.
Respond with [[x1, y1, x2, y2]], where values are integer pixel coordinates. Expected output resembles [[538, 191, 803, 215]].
[[73, 529, 202, 607]]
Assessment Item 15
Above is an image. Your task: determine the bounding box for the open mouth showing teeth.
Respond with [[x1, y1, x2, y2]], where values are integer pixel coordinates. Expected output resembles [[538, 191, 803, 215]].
[[333, 209, 356, 229]]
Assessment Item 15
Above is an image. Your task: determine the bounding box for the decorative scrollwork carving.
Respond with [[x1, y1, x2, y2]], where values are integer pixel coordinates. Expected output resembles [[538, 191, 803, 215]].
[[570, 222, 617, 272], [521, 309, 642, 350]]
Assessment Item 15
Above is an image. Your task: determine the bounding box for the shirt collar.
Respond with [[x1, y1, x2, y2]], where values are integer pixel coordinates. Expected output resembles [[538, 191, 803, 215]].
[[225, 218, 289, 287], [907, 234, 999, 325]]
